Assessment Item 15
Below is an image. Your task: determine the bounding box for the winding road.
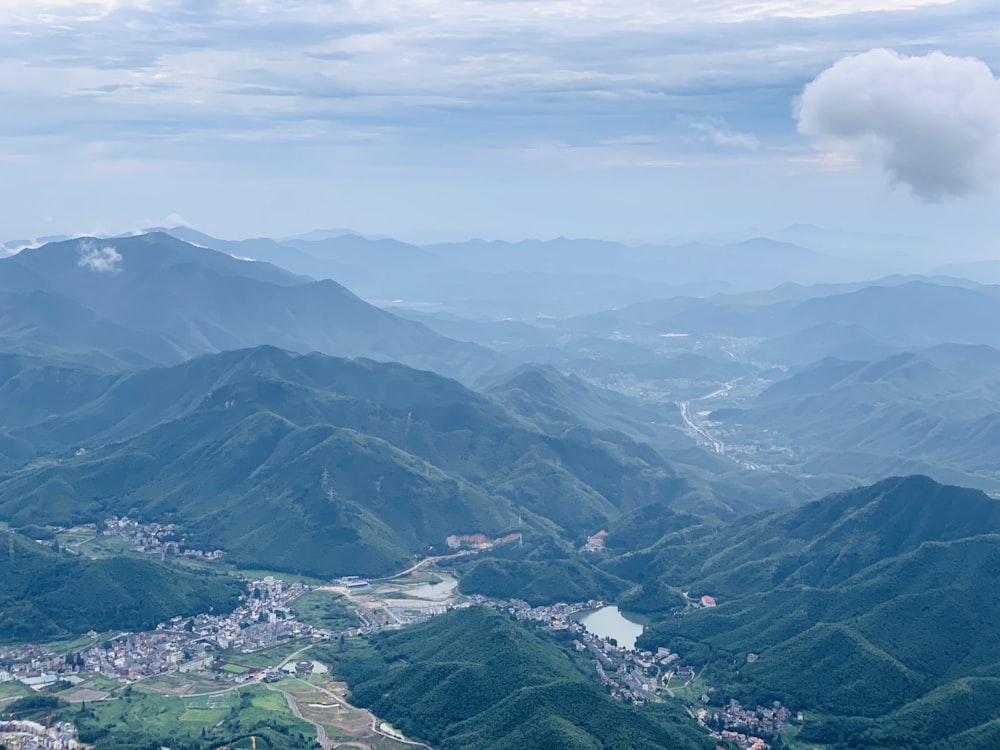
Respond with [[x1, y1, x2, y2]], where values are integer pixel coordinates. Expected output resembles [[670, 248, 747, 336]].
[[268, 684, 330, 749]]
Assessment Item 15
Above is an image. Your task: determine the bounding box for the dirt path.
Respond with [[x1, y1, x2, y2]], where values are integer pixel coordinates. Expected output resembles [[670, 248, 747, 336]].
[[266, 684, 332, 750], [287, 677, 434, 750]]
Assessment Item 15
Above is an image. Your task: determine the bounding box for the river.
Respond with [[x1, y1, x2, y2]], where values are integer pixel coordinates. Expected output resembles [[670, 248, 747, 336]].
[[578, 606, 645, 650]]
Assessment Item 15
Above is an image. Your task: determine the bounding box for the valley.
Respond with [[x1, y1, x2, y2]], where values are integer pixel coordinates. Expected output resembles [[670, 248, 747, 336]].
[[5, 0, 1000, 744], [3, 230, 1000, 749]]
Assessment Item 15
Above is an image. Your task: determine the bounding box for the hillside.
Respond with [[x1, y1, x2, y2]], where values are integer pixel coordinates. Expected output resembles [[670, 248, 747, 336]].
[[0, 347, 718, 577], [0, 233, 506, 383], [0, 529, 242, 641], [0, 289, 189, 371], [456, 538, 633, 605], [323, 606, 713, 750], [712, 344, 1000, 490], [612, 476, 1000, 748]]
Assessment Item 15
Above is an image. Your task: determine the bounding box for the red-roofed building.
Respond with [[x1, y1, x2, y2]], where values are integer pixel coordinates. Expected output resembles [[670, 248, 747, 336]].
[[700, 595, 717, 608]]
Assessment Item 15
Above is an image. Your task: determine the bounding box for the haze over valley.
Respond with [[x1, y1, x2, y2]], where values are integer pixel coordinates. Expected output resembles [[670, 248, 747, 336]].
[[3, 0, 1000, 748], [2, 220, 1000, 749]]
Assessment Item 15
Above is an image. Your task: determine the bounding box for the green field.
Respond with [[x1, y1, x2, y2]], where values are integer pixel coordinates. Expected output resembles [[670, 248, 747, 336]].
[[235, 568, 328, 585], [43, 681, 318, 749], [784, 719, 833, 750], [0, 681, 33, 700], [290, 590, 360, 632], [250, 688, 290, 712], [381, 572, 443, 585], [81, 673, 122, 692], [56, 531, 130, 558], [670, 674, 710, 702], [8, 630, 111, 653], [222, 638, 313, 668], [221, 663, 250, 674], [180, 691, 240, 723]]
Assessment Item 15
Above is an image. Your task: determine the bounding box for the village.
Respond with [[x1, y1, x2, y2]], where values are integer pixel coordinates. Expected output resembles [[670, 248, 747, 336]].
[[101, 516, 225, 560], [1, 565, 791, 750], [1, 576, 312, 689], [702, 700, 797, 749], [0, 719, 83, 750]]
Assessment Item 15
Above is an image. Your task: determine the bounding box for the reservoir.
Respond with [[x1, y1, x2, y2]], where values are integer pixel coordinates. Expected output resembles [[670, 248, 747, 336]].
[[578, 606, 645, 650]]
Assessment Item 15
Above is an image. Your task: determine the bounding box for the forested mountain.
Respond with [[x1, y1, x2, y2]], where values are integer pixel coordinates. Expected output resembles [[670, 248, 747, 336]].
[[612, 476, 1000, 748], [4, 227, 1000, 749], [0, 233, 506, 383], [327, 606, 713, 750], [0, 290, 189, 371], [0, 346, 726, 577], [0, 529, 242, 641], [711, 344, 1000, 490]]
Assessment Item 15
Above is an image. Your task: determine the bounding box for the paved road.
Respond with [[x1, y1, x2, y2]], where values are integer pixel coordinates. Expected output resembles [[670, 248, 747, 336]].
[[677, 379, 742, 455], [383, 550, 476, 580], [678, 400, 725, 454]]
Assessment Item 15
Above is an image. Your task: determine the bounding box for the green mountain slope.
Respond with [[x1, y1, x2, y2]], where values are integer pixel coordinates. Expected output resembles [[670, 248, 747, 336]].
[[0, 529, 242, 641], [0, 347, 715, 577], [712, 345, 1000, 490], [616, 476, 1000, 748], [0, 289, 190, 370], [324, 606, 713, 750]]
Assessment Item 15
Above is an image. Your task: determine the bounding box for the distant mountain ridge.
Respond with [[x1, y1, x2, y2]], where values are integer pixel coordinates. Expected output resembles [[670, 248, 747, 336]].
[[0, 232, 507, 383], [147, 226, 912, 319]]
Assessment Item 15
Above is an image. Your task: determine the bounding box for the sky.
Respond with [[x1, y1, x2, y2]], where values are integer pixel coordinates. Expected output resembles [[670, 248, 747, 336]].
[[1, 0, 998, 254]]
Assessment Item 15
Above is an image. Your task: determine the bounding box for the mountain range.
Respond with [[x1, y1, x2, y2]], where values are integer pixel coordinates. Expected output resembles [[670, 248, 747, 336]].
[[0, 233, 505, 383], [147, 226, 910, 318], [710, 343, 1000, 491], [613, 476, 1000, 748], [0, 346, 735, 577]]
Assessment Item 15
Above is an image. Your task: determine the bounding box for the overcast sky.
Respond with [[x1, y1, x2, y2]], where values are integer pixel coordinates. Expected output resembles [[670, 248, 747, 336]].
[[1, 0, 998, 253]]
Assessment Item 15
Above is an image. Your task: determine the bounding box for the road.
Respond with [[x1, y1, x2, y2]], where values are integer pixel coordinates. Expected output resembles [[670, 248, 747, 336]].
[[277, 644, 315, 670], [677, 379, 741, 455], [678, 400, 725, 454], [381, 549, 476, 580], [280, 677, 433, 750], [267, 684, 331, 749]]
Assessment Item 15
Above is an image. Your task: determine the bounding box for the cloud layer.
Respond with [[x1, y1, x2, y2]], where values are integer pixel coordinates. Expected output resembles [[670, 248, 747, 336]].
[[796, 48, 1000, 200], [1, 0, 998, 240]]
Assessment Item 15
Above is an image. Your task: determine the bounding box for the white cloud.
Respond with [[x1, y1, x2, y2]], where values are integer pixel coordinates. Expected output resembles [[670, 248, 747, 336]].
[[77, 239, 123, 272], [795, 48, 1000, 200], [0, 0, 994, 240], [690, 119, 760, 149]]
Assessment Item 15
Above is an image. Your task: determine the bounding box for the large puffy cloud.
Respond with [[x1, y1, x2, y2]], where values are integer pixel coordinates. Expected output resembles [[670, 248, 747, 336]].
[[796, 48, 1000, 200]]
